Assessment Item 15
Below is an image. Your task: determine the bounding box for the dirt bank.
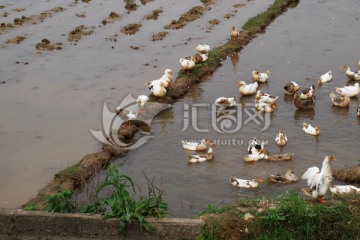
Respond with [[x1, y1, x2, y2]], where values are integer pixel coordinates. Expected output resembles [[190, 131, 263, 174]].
[[333, 164, 360, 183], [22, 0, 300, 210]]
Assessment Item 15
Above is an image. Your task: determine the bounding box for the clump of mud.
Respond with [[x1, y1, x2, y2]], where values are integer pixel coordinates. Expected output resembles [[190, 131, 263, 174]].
[[5, 35, 27, 44], [0, 22, 14, 32], [124, 0, 138, 12], [164, 6, 207, 30], [12, 8, 25, 12], [0, 7, 64, 34], [143, 9, 163, 20], [233, 3, 246, 8], [201, 0, 214, 6], [140, 0, 153, 5], [35, 38, 62, 51], [152, 31, 168, 41], [121, 23, 142, 35], [101, 12, 122, 25], [208, 19, 220, 25], [76, 13, 85, 18], [0, 5, 5, 9], [68, 25, 95, 42], [333, 165, 360, 183], [2, 12, 8, 17], [224, 13, 235, 19], [13, 16, 31, 25]]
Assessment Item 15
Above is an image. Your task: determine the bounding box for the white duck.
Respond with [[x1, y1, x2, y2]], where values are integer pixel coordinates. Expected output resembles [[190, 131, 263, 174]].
[[187, 143, 216, 163], [303, 122, 320, 136], [214, 95, 237, 108], [238, 81, 258, 95], [329, 184, 360, 194], [340, 65, 360, 80], [195, 44, 211, 54], [275, 128, 288, 146], [318, 70, 332, 84], [336, 83, 360, 98], [252, 70, 270, 83], [255, 90, 279, 104], [146, 69, 173, 89], [329, 92, 350, 108], [301, 155, 336, 203], [229, 26, 239, 39], [255, 101, 276, 113], [115, 109, 137, 128], [243, 149, 269, 162], [136, 95, 149, 112], [284, 81, 300, 95], [230, 176, 264, 188], [300, 84, 316, 100], [181, 138, 210, 151], [151, 82, 167, 99], [179, 57, 196, 74], [268, 170, 298, 183]]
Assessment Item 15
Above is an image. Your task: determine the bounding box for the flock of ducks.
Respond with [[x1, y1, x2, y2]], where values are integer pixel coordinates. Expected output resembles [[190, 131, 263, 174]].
[[179, 29, 360, 202], [116, 27, 360, 202]]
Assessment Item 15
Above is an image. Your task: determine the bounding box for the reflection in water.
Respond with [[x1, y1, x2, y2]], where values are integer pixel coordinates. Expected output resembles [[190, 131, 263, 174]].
[[154, 107, 174, 130], [230, 53, 240, 72], [293, 109, 315, 120], [331, 105, 349, 116], [186, 86, 205, 102], [283, 94, 294, 103]]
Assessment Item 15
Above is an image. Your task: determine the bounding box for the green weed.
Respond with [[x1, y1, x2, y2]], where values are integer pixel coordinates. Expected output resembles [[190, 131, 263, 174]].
[[83, 164, 169, 239], [44, 190, 76, 213]]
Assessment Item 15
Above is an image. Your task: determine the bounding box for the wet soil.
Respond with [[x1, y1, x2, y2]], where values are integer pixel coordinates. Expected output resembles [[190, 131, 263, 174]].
[[143, 9, 163, 20], [164, 6, 208, 30], [101, 12, 122, 25], [0, 7, 64, 34], [68, 25, 95, 42], [120, 23, 142, 35], [333, 165, 360, 183], [35, 38, 62, 51], [5, 35, 26, 44], [152, 31, 168, 41]]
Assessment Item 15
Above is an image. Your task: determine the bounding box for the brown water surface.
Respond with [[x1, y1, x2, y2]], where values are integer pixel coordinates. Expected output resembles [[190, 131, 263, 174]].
[[0, 0, 273, 208]]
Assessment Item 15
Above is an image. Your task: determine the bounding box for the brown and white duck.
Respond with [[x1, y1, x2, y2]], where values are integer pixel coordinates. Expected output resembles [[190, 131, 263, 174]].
[[284, 81, 300, 95], [268, 170, 298, 183], [329, 92, 350, 108], [293, 91, 315, 110]]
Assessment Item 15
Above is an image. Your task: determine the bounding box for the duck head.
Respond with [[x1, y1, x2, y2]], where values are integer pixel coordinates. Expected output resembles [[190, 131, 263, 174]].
[[253, 176, 264, 183], [326, 155, 336, 161], [237, 81, 246, 87]]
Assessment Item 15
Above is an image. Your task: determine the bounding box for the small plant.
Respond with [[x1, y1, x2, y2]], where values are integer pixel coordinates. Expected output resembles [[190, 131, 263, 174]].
[[199, 203, 229, 215], [83, 164, 169, 239], [197, 225, 217, 240], [44, 190, 76, 213], [23, 202, 37, 211]]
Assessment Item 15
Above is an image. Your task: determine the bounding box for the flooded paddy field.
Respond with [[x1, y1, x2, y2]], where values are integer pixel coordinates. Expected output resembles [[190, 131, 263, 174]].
[[1, 0, 360, 218]]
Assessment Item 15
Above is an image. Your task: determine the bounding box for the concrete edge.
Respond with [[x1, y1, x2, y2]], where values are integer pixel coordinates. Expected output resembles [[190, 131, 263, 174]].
[[0, 208, 204, 240]]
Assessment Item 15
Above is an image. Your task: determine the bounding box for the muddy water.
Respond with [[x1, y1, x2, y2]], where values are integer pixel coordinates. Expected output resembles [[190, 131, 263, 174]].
[[82, 0, 360, 217], [0, 0, 273, 208]]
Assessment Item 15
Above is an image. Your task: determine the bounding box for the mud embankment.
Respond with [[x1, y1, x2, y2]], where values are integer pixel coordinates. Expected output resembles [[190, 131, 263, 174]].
[[23, 0, 300, 210]]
